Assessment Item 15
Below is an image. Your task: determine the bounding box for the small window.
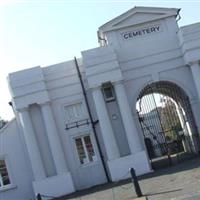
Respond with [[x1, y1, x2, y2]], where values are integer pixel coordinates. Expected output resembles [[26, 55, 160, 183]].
[[75, 135, 96, 165], [102, 84, 115, 102], [64, 103, 84, 123], [0, 160, 10, 188]]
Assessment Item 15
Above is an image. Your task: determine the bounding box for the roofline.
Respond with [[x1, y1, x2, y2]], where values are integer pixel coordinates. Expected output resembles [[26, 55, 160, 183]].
[[98, 6, 180, 32], [0, 118, 16, 134]]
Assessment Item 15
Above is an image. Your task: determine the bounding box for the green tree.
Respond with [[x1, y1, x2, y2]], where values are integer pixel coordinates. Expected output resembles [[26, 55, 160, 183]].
[[160, 98, 182, 141]]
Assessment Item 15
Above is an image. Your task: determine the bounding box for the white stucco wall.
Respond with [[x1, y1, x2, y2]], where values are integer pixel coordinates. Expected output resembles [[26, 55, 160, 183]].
[[2, 6, 200, 200], [42, 60, 107, 190], [0, 119, 34, 200]]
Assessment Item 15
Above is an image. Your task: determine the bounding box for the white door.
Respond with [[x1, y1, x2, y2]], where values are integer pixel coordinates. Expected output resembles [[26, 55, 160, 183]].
[[70, 133, 107, 190]]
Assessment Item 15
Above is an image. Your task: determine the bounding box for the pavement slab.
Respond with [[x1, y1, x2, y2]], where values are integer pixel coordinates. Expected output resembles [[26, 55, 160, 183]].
[[56, 158, 200, 200]]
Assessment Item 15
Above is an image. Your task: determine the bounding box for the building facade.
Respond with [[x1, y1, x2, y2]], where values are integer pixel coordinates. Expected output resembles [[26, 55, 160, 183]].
[[1, 6, 200, 200]]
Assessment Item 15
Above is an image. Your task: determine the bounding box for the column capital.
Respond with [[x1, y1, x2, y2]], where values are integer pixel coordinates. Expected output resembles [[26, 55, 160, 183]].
[[40, 101, 51, 107], [90, 85, 102, 92], [188, 60, 200, 67], [17, 106, 29, 113], [112, 80, 124, 86]]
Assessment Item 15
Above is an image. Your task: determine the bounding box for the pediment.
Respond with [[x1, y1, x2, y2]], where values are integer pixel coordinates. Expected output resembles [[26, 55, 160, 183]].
[[99, 7, 180, 33]]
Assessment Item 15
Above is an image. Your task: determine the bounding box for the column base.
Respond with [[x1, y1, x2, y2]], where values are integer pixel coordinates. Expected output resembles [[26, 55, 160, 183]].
[[33, 172, 75, 198], [107, 151, 151, 181]]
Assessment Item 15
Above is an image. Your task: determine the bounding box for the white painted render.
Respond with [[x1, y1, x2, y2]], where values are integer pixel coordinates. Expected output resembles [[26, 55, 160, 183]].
[[1, 6, 200, 200]]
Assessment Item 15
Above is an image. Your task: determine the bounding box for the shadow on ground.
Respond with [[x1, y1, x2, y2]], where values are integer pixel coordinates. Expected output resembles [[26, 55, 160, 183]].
[[55, 157, 200, 200], [139, 155, 200, 180]]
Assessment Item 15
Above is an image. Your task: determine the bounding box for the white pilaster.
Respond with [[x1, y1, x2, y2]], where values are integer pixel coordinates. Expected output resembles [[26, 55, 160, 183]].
[[92, 87, 120, 160], [19, 108, 46, 181], [114, 81, 143, 154], [41, 102, 68, 175], [190, 62, 200, 100]]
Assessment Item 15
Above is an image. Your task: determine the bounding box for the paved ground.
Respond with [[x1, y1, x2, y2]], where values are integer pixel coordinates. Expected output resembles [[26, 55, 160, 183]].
[[56, 157, 200, 200]]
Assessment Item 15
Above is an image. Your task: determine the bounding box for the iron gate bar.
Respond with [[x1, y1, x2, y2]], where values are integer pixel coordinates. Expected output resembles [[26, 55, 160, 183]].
[[151, 86, 172, 165], [159, 85, 185, 161]]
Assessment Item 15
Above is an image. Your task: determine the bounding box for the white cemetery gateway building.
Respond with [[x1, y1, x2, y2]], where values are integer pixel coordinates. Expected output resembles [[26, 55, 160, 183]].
[[1, 6, 200, 200]]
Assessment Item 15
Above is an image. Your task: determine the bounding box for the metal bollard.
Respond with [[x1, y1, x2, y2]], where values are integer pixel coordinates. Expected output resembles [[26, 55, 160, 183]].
[[130, 168, 143, 197], [36, 193, 42, 200]]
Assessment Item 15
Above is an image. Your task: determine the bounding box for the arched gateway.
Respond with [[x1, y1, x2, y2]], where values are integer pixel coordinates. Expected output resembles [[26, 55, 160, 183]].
[[136, 81, 200, 169]]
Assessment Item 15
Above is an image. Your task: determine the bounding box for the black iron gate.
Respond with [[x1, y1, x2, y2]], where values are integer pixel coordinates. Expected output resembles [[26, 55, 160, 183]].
[[137, 81, 200, 169]]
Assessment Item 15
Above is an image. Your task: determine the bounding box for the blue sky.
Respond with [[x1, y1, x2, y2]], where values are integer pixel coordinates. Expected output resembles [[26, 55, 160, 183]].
[[1, 0, 200, 120]]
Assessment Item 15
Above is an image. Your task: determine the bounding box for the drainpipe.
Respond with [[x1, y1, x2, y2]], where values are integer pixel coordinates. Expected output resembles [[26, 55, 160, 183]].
[[74, 57, 110, 182]]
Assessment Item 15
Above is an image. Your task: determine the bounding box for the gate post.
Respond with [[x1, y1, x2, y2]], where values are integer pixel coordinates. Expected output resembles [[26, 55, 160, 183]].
[[36, 193, 42, 200], [130, 168, 143, 197]]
